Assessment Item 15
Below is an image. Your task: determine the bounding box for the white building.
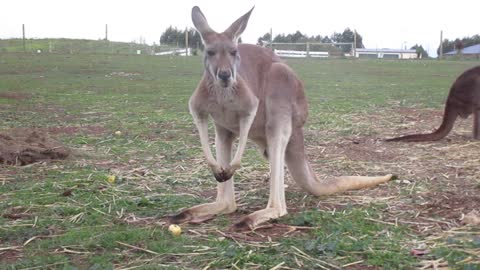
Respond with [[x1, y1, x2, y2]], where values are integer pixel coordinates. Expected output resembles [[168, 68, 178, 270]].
[[355, 48, 418, 59]]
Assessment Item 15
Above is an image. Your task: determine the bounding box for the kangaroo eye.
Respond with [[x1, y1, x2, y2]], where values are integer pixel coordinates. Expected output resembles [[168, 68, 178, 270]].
[[207, 50, 216, 56], [230, 50, 237, 56]]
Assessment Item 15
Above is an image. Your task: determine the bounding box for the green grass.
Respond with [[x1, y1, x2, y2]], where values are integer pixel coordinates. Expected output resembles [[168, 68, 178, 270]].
[[0, 38, 174, 55], [1, 52, 479, 269]]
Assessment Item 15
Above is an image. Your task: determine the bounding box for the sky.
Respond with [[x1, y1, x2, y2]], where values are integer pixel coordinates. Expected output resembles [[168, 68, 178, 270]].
[[2, 0, 480, 57]]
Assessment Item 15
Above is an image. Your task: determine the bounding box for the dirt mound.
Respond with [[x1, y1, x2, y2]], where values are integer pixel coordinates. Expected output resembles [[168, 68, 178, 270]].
[[0, 130, 70, 166]]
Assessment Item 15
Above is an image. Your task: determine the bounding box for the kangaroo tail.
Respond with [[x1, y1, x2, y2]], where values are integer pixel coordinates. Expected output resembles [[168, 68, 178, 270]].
[[386, 103, 458, 142], [286, 130, 392, 196]]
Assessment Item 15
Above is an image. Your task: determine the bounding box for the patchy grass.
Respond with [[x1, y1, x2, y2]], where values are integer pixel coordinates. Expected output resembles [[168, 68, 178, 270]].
[[0, 38, 172, 54], [1, 53, 479, 269]]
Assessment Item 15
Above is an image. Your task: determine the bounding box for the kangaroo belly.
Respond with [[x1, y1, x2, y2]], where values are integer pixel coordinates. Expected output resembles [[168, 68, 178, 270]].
[[209, 108, 240, 132]]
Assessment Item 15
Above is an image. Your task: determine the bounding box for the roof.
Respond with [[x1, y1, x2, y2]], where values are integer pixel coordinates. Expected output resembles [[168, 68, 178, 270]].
[[356, 48, 416, 54], [445, 44, 480, 55]]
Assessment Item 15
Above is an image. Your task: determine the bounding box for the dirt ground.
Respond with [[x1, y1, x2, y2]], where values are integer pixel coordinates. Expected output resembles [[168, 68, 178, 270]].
[[1, 98, 478, 268], [0, 129, 70, 166], [0, 91, 71, 165], [303, 107, 480, 235], [0, 92, 30, 100]]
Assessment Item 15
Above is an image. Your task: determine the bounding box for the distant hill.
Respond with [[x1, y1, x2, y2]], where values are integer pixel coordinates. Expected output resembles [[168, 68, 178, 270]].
[[0, 38, 175, 55]]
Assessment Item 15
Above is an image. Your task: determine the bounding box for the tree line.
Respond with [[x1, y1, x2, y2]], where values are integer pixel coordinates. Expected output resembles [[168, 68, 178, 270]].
[[159, 26, 362, 52], [257, 28, 364, 49], [438, 34, 480, 55], [410, 44, 429, 58], [257, 28, 365, 54], [160, 26, 480, 58], [160, 26, 203, 48]]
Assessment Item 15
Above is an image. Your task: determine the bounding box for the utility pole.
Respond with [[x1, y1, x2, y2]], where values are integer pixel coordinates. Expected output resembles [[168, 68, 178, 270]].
[[22, 24, 26, 52], [185, 27, 189, 56], [269, 28, 273, 47], [439, 30, 443, 60], [105, 24, 108, 41], [353, 29, 357, 57]]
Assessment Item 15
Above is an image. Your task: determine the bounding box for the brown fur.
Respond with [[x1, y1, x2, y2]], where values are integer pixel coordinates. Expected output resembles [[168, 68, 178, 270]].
[[387, 66, 480, 142], [168, 6, 392, 230]]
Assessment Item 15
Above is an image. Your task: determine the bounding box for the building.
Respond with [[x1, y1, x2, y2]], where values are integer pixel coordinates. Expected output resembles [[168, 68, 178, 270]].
[[445, 44, 480, 59], [355, 48, 418, 59]]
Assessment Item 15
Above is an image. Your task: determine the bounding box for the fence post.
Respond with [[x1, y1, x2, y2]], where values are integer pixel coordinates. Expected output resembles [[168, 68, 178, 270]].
[[306, 42, 310, 57]]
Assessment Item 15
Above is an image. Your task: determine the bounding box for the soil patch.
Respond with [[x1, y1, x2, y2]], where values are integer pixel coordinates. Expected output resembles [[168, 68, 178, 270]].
[[0, 129, 70, 166], [45, 125, 106, 136], [0, 249, 23, 264], [344, 265, 381, 270], [421, 191, 480, 221], [331, 137, 398, 163], [0, 92, 30, 100], [215, 222, 309, 242]]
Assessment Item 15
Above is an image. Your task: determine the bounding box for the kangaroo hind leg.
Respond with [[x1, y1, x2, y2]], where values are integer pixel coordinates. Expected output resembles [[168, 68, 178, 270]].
[[474, 109, 480, 140]]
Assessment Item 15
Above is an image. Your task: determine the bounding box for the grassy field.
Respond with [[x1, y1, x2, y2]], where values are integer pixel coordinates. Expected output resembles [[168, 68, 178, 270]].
[[0, 39, 173, 55], [1, 53, 479, 269]]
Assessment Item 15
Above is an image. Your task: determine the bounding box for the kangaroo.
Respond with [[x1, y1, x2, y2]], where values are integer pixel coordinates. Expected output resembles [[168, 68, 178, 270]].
[[168, 6, 392, 230], [386, 66, 480, 142]]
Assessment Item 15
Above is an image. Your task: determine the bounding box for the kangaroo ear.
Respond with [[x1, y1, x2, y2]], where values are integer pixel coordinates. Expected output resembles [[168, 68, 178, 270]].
[[224, 6, 254, 43], [192, 6, 214, 40]]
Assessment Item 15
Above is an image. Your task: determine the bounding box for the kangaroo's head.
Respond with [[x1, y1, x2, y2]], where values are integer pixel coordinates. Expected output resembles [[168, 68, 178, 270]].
[[192, 6, 254, 88]]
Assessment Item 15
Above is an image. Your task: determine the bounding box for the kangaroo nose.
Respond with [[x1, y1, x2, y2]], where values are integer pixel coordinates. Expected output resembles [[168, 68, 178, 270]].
[[218, 70, 231, 81]]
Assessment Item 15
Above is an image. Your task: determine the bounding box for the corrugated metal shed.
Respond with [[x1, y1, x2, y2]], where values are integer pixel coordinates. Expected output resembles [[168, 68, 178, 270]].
[[445, 44, 480, 55]]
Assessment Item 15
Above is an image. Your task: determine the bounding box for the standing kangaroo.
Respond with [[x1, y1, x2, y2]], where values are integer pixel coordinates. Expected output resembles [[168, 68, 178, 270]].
[[169, 6, 392, 230], [386, 66, 480, 142]]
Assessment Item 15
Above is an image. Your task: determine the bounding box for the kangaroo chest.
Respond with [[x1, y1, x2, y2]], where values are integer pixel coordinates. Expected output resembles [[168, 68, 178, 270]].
[[206, 99, 243, 132], [203, 89, 261, 137]]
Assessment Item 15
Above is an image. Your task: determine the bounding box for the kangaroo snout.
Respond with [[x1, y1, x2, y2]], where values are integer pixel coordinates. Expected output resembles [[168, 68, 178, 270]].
[[218, 70, 232, 82]]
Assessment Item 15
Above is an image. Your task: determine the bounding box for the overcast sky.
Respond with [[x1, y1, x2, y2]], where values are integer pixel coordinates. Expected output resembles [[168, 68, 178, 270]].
[[2, 0, 480, 57]]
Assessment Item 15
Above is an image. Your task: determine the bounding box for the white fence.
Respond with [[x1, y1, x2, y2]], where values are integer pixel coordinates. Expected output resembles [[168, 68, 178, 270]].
[[274, 49, 329, 58], [269, 42, 354, 58], [154, 48, 191, 56]]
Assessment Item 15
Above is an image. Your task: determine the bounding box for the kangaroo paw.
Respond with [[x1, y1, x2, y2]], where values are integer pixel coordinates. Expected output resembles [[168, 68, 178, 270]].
[[168, 210, 215, 225], [230, 217, 254, 232], [213, 169, 234, 182], [167, 209, 193, 224]]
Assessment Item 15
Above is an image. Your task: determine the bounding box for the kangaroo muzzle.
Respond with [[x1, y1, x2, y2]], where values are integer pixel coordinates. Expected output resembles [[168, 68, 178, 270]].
[[216, 69, 234, 87], [218, 70, 231, 82]]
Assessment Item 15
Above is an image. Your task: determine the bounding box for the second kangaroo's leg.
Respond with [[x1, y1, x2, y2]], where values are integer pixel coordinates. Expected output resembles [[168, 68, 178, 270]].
[[169, 125, 237, 224], [474, 109, 480, 140]]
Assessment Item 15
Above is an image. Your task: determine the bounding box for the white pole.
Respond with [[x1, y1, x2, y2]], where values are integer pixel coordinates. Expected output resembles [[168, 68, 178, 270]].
[[185, 27, 189, 56], [353, 30, 357, 57], [439, 30, 443, 59]]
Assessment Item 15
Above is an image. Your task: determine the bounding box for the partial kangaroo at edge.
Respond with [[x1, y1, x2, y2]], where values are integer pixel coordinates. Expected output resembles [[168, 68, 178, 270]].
[[168, 6, 392, 231], [386, 66, 480, 142]]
